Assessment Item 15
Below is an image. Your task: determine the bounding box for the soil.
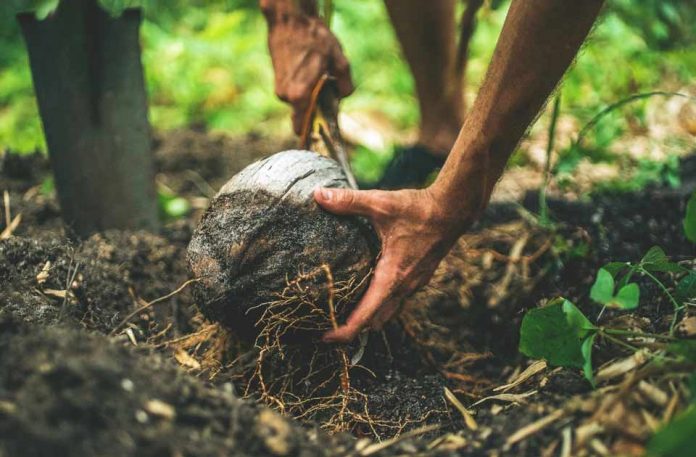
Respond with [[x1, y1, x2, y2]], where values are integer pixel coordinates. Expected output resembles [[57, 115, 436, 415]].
[[1, 128, 694, 456]]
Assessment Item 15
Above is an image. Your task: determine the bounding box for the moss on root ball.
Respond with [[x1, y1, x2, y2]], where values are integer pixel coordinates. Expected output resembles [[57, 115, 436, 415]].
[[187, 150, 378, 341]]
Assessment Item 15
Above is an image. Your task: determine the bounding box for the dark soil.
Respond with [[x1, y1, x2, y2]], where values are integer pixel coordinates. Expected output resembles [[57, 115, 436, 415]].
[[1, 130, 694, 456]]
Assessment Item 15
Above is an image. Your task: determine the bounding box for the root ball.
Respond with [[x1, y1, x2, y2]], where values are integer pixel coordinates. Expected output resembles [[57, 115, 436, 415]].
[[187, 150, 377, 340]]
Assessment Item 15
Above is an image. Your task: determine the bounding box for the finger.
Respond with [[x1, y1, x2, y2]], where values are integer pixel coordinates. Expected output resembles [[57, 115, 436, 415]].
[[323, 266, 396, 343], [371, 299, 403, 330], [331, 51, 354, 98], [314, 188, 375, 217]]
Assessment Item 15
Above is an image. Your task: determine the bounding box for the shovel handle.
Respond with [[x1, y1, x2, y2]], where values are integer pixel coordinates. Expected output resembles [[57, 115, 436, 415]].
[[298, 74, 358, 189]]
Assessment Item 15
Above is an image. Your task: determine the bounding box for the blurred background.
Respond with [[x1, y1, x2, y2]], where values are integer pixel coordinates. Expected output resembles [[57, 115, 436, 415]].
[[1, 0, 695, 193]]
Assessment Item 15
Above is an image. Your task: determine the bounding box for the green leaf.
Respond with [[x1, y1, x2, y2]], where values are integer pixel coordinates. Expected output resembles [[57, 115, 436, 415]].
[[163, 197, 190, 218], [641, 246, 686, 273], [603, 261, 629, 277], [563, 299, 596, 337], [590, 268, 615, 305], [668, 340, 696, 363], [609, 283, 640, 309], [581, 333, 596, 387], [685, 193, 696, 244], [642, 246, 669, 265], [35, 0, 59, 19], [519, 298, 596, 369], [647, 405, 696, 457], [676, 272, 696, 302]]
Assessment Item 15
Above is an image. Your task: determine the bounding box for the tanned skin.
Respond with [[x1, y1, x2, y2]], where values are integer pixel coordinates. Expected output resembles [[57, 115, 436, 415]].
[[382, 0, 464, 154], [261, 0, 606, 343], [260, 0, 464, 153]]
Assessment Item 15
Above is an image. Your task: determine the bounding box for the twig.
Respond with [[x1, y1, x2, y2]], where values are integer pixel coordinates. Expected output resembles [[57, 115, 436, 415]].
[[359, 424, 440, 456], [444, 387, 478, 430], [109, 278, 199, 336]]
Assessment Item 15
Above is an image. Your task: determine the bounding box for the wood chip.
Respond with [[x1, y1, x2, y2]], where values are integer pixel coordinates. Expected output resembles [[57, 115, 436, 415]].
[[0, 214, 22, 240], [640, 409, 660, 432], [174, 349, 201, 370], [637, 381, 668, 407], [575, 421, 604, 446], [145, 399, 176, 420], [444, 387, 478, 430], [360, 424, 440, 456], [494, 360, 547, 393], [36, 261, 51, 284], [472, 390, 537, 407], [595, 349, 649, 382], [43, 289, 68, 299], [506, 409, 565, 446], [662, 387, 680, 423], [427, 433, 467, 451], [125, 327, 138, 346], [589, 438, 611, 456], [560, 426, 572, 457]]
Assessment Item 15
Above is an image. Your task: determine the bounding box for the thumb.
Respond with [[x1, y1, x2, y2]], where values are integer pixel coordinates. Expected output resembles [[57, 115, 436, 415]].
[[314, 188, 373, 217]]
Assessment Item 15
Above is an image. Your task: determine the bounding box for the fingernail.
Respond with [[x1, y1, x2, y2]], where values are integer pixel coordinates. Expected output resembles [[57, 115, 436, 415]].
[[320, 188, 333, 202]]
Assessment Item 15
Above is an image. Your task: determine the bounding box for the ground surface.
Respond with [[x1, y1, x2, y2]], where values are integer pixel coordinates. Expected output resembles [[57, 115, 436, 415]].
[[0, 129, 694, 456]]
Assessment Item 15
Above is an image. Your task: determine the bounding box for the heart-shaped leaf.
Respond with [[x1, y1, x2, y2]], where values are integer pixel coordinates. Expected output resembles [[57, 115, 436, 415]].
[[519, 298, 596, 369], [590, 268, 614, 305], [609, 283, 640, 309], [641, 246, 686, 273]]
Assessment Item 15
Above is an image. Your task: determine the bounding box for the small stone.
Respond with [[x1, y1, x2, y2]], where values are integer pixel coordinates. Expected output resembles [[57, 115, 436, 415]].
[[121, 378, 134, 392], [144, 399, 176, 421]]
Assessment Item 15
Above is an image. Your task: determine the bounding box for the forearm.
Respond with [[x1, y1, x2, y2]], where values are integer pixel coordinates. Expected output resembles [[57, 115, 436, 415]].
[[431, 0, 604, 223]]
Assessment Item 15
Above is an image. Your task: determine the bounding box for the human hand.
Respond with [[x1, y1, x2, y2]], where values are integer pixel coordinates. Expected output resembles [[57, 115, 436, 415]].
[[263, 6, 353, 134], [313, 186, 476, 343]]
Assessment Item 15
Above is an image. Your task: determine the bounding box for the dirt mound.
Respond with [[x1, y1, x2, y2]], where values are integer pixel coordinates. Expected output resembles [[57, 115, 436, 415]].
[[0, 229, 191, 334], [0, 313, 356, 457]]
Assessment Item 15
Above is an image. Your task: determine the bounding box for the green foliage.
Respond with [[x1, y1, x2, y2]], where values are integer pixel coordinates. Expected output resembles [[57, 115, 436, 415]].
[[676, 272, 696, 303], [1, 0, 695, 156], [647, 405, 696, 457], [684, 193, 696, 244], [608, 0, 696, 50], [641, 246, 687, 273], [590, 267, 640, 309], [158, 189, 189, 220], [350, 145, 393, 184], [520, 244, 694, 386], [667, 340, 696, 363], [519, 298, 596, 371]]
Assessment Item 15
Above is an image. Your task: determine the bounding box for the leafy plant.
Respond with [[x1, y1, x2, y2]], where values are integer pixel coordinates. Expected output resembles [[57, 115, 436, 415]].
[[590, 267, 639, 309], [520, 245, 695, 385], [591, 246, 687, 332]]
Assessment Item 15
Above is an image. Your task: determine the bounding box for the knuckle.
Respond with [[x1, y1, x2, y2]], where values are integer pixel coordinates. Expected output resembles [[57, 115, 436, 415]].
[[285, 85, 308, 104]]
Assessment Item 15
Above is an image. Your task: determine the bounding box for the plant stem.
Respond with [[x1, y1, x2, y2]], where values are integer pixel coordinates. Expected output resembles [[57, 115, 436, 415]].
[[539, 94, 561, 227], [601, 332, 641, 352], [640, 268, 682, 334], [602, 328, 676, 341]]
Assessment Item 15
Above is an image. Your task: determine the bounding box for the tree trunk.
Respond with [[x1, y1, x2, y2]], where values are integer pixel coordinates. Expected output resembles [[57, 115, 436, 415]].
[[18, 0, 158, 238]]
